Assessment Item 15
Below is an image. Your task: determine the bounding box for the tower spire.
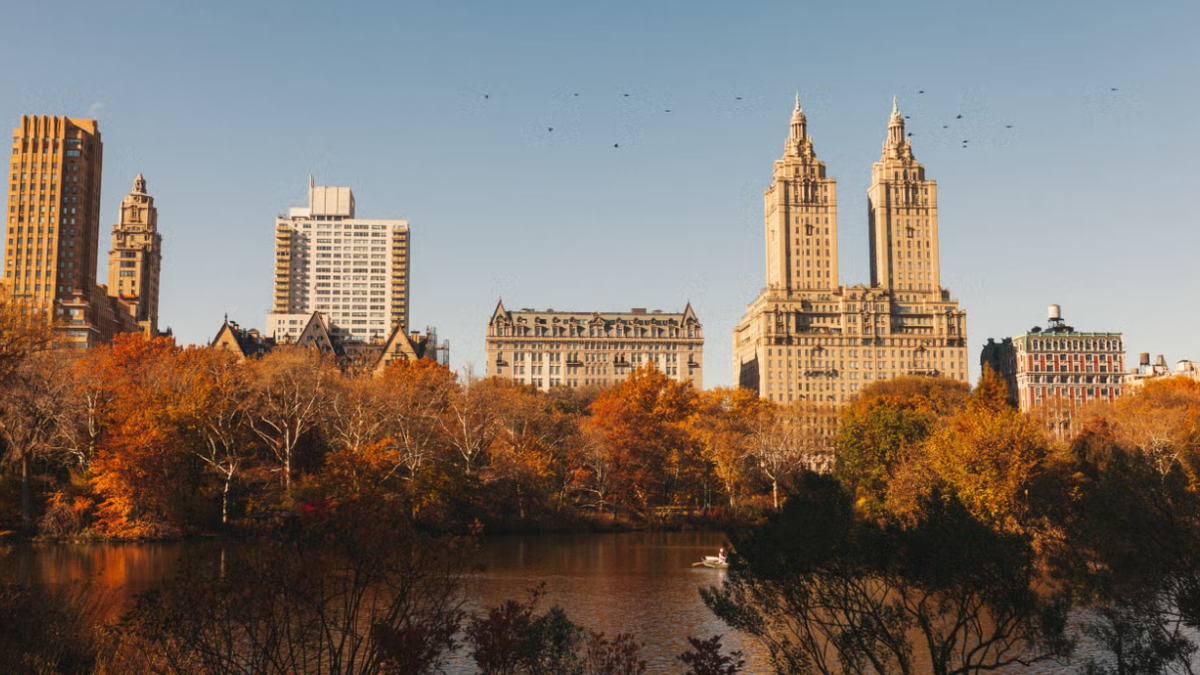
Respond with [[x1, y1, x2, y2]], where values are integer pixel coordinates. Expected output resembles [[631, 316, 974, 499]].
[[884, 95, 908, 158], [786, 93, 810, 157]]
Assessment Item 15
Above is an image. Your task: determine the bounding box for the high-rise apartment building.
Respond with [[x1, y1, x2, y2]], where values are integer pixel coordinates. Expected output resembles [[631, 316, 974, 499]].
[[269, 180, 410, 342], [981, 305, 1124, 436], [107, 174, 161, 335], [5, 116, 102, 317], [733, 97, 969, 408], [486, 301, 703, 391], [4, 115, 157, 347]]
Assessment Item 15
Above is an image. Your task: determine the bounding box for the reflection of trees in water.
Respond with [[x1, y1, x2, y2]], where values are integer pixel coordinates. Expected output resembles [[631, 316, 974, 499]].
[[704, 474, 1071, 675]]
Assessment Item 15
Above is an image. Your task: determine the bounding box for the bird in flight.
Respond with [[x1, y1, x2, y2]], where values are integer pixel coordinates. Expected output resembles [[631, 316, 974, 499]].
[[956, 114, 962, 119], [548, 127, 553, 132], [484, 94, 489, 99], [942, 125, 949, 129], [665, 109, 672, 113], [613, 143, 619, 148], [623, 93, 630, 97], [918, 90, 925, 94], [1006, 125, 1013, 129], [736, 97, 743, 100], [1111, 87, 1118, 91]]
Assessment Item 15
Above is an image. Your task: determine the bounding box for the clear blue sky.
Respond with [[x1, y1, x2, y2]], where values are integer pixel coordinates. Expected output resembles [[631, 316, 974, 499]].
[[2, 0, 1197, 386]]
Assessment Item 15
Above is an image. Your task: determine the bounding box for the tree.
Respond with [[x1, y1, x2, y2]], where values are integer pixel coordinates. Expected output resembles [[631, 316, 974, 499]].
[[177, 348, 257, 524], [377, 359, 456, 481], [249, 347, 337, 492], [690, 388, 768, 511], [0, 351, 77, 529], [746, 400, 832, 510], [586, 367, 700, 515], [0, 287, 53, 387], [88, 334, 197, 537], [834, 376, 969, 517], [440, 373, 503, 478], [703, 474, 1071, 675], [925, 404, 1050, 530], [114, 498, 471, 675], [677, 635, 745, 675]]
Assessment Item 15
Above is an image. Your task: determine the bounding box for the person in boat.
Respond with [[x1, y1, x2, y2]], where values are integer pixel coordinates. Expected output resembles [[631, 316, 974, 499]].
[[717, 547, 727, 564]]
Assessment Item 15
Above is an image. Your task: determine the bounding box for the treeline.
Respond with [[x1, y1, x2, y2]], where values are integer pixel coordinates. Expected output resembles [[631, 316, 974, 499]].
[[0, 331, 832, 538], [707, 372, 1200, 675]]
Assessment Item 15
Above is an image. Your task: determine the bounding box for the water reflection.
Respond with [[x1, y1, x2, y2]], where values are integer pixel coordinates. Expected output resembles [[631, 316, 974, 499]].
[[0, 533, 769, 674]]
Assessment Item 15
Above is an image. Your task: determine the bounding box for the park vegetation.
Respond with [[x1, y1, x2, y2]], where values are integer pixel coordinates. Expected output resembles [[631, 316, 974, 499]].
[[5, 302, 1200, 674], [0, 332, 833, 539]]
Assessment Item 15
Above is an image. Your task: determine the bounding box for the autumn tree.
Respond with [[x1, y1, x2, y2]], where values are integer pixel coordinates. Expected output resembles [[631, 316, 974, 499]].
[[249, 347, 337, 492], [586, 366, 701, 516], [746, 400, 832, 510], [377, 359, 456, 481], [924, 403, 1050, 530], [440, 373, 504, 478], [690, 387, 768, 511], [488, 380, 579, 519], [89, 334, 198, 537], [0, 350, 78, 529], [834, 376, 969, 517], [176, 348, 258, 524], [0, 287, 53, 387]]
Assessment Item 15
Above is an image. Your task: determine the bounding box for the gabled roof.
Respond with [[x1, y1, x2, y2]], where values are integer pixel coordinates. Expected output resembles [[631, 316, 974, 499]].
[[294, 311, 343, 357]]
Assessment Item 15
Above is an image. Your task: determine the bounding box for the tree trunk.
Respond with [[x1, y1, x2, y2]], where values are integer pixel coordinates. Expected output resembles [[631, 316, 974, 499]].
[[21, 452, 31, 531], [222, 475, 231, 524], [772, 478, 779, 511]]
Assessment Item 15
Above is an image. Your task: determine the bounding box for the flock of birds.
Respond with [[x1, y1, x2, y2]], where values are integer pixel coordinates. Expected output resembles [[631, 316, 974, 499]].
[[478, 87, 1124, 151]]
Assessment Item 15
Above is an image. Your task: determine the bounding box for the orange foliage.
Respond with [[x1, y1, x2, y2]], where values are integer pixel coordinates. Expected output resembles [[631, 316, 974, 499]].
[[87, 334, 194, 537]]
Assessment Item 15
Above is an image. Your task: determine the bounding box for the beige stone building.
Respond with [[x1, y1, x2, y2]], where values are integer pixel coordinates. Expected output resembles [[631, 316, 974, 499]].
[[981, 305, 1124, 437], [486, 301, 703, 391], [1124, 353, 1200, 391], [269, 179, 410, 343], [3, 115, 146, 347], [733, 97, 969, 407], [107, 174, 162, 335]]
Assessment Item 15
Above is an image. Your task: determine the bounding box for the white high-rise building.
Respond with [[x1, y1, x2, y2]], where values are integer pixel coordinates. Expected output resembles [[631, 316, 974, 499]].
[[269, 179, 410, 342]]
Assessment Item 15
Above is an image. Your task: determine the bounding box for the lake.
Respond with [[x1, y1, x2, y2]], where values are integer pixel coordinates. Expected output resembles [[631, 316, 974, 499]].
[[0, 531, 771, 674]]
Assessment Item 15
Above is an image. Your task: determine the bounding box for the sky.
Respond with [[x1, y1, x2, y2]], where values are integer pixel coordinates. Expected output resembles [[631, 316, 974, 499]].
[[1, 0, 1197, 387]]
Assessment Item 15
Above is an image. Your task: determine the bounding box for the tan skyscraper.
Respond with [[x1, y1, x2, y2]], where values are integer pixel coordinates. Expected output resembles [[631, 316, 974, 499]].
[[268, 180, 410, 343], [107, 174, 162, 335], [3, 116, 108, 346], [734, 96, 968, 410]]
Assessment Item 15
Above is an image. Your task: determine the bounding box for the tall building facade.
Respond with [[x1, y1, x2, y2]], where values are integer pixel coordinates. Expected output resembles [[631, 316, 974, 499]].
[[4, 117, 103, 340], [107, 173, 162, 335], [733, 97, 969, 407], [269, 180, 410, 343], [981, 305, 1124, 436], [4, 116, 147, 347], [486, 301, 703, 391]]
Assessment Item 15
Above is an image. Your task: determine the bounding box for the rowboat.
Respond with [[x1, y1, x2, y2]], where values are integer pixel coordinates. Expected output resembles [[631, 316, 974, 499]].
[[700, 555, 728, 569]]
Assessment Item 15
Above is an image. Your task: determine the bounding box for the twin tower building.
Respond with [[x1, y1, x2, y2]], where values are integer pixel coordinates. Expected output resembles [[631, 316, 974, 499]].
[[732, 96, 969, 405]]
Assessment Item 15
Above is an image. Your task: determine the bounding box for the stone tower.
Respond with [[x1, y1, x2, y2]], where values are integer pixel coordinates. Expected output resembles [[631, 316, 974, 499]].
[[733, 96, 969, 411], [764, 94, 840, 291], [107, 173, 162, 335], [867, 97, 942, 292]]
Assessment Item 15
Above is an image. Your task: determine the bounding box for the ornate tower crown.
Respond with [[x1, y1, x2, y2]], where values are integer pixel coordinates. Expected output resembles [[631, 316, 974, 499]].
[[133, 173, 146, 194], [883, 95, 913, 161], [785, 92, 815, 159]]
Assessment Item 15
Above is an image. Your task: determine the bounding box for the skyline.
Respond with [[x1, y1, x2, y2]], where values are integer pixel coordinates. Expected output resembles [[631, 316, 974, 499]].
[[2, 0, 1197, 386]]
